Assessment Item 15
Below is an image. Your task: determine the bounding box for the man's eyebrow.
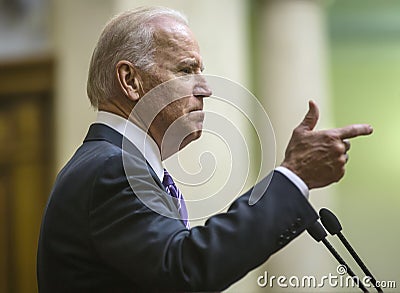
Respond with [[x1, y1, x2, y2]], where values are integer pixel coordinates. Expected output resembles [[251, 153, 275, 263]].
[[179, 58, 204, 71]]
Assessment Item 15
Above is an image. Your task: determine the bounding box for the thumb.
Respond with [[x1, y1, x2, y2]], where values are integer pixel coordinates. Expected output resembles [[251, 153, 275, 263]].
[[299, 100, 319, 131]]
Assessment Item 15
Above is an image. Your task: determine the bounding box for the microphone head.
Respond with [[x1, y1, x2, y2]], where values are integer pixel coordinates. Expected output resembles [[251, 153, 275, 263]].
[[319, 208, 342, 235], [307, 221, 327, 242]]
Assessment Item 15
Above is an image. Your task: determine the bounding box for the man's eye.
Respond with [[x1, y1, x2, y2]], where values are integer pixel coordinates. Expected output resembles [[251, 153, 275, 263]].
[[181, 68, 192, 74]]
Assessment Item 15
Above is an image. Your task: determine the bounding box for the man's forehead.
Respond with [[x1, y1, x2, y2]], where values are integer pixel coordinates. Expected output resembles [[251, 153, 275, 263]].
[[151, 16, 199, 50]]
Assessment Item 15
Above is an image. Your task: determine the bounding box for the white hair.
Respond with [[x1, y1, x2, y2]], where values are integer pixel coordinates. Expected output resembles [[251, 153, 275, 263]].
[[86, 6, 188, 108]]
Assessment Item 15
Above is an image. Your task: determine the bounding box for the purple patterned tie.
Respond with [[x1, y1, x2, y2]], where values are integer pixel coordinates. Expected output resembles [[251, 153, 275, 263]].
[[162, 169, 190, 229]]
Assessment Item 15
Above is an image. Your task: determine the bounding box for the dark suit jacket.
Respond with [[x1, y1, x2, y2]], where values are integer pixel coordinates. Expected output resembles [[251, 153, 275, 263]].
[[37, 123, 318, 292]]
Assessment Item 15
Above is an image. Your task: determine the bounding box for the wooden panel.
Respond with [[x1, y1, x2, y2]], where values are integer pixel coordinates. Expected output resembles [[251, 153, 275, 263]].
[[12, 163, 46, 293], [0, 55, 53, 95], [0, 108, 13, 163], [0, 173, 11, 293], [0, 55, 54, 293]]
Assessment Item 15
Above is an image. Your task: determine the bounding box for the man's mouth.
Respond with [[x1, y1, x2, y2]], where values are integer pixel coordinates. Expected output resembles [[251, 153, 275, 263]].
[[187, 109, 205, 121], [189, 107, 203, 113]]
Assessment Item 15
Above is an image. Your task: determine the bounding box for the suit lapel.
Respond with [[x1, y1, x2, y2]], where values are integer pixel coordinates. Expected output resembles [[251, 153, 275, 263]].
[[84, 123, 182, 223], [84, 123, 164, 190]]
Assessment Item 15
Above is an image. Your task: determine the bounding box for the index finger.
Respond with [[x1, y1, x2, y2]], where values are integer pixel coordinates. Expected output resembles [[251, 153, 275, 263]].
[[334, 124, 373, 139]]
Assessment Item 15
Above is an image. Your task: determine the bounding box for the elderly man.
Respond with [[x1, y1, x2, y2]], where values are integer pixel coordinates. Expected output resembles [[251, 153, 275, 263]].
[[37, 6, 372, 292]]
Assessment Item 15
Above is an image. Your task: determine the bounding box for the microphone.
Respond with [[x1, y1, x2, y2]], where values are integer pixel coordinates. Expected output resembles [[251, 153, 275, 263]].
[[319, 208, 383, 292], [307, 221, 368, 293]]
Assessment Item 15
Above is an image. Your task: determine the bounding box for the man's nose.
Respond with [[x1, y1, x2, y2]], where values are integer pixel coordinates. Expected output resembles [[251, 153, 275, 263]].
[[193, 75, 212, 98]]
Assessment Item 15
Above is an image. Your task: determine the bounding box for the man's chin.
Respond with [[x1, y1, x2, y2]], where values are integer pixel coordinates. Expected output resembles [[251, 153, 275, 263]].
[[191, 128, 203, 141], [179, 128, 203, 150]]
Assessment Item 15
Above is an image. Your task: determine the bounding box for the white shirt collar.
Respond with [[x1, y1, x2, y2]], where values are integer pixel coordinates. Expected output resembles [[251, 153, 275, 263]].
[[95, 111, 164, 182]]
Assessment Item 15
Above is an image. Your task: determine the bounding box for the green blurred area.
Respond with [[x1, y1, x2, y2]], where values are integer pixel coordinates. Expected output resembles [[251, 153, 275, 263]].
[[329, 0, 400, 285]]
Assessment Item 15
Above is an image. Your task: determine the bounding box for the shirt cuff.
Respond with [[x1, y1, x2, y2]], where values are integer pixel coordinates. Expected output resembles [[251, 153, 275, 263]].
[[275, 166, 309, 199]]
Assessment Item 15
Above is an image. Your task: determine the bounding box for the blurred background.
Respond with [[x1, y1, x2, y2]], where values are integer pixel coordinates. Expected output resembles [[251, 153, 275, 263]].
[[0, 0, 399, 292]]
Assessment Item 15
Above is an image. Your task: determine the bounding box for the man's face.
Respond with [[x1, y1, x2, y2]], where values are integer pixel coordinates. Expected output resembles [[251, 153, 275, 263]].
[[137, 17, 212, 159]]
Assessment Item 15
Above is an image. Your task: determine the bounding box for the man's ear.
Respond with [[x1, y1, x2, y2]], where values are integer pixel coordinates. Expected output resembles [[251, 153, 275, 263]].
[[116, 60, 143, 102]]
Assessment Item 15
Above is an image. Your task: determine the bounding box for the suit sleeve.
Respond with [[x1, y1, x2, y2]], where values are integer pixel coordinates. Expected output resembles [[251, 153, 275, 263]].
[[89, 153, 318, 292]]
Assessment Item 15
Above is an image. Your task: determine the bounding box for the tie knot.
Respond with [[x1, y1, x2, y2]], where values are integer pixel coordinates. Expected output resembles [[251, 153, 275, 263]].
[[162, 168, 175, 187]]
